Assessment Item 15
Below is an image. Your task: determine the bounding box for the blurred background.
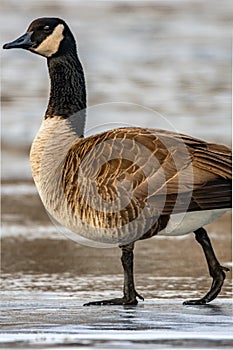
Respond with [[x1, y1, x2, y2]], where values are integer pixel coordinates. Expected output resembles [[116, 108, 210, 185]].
[[1, 0, 232, 303]]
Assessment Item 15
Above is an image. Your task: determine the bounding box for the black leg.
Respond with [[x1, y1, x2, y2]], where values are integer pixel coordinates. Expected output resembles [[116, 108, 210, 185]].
[[84, 243, 144, 306], [121, 243, 144, 304], [183, 227, 229, 305]]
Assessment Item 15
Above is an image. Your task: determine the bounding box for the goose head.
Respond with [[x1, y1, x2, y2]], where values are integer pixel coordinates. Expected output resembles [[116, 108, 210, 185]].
[[3, 17, 76, 58]]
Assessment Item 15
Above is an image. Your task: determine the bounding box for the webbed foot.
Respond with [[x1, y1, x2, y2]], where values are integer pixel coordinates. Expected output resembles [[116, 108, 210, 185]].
[[84, 297, 138, 306], [184, 264, 229, 305], [84, 291, 144, 306], [184, 227, 230, 306]]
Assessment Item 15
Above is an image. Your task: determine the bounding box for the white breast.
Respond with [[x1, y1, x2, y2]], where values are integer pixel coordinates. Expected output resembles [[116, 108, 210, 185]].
[[158, 208, 229, 236], [30, 117, 79, 225], [30, 117, 78, 187]]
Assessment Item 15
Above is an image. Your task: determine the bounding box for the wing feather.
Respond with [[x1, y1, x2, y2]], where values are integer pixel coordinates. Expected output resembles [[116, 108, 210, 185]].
[[62, 127, 231, 231]]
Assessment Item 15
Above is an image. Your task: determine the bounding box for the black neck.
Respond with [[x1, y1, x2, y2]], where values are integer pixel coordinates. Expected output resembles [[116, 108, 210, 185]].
[[45, 51, 86, 134]]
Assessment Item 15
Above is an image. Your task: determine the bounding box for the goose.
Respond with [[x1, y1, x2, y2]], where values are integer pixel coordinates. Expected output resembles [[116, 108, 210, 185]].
[[3, 17, 231, 306]]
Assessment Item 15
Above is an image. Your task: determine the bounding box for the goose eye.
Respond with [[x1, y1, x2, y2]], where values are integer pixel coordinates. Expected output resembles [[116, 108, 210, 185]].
[[43, 25, 50, 32]]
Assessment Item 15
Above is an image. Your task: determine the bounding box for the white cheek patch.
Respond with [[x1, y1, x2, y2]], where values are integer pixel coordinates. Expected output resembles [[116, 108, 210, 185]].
[[34, 24, 64, 57]]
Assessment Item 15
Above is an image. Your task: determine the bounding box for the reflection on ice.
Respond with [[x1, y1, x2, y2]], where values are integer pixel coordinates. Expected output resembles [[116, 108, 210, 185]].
[[0, 292, 232, 349]]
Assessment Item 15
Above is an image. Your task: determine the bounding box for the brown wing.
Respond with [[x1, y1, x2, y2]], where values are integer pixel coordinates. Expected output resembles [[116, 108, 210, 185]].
[[62, 127, 231, 232], [144, 130, 232, 214]]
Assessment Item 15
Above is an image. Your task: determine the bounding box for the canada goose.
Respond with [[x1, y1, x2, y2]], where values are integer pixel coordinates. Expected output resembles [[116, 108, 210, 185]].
[[3, 17, 231, 306]]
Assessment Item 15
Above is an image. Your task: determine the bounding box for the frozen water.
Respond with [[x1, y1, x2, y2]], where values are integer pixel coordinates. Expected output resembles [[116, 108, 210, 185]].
[[0, 293, 233, 349]]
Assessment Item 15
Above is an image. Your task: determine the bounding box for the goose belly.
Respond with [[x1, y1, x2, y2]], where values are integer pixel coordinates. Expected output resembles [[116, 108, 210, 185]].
[[157, 208, 229, 236]]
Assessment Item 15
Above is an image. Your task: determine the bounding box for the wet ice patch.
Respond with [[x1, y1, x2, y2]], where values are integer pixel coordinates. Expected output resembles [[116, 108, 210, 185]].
[[1, 273, 232, 299]]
